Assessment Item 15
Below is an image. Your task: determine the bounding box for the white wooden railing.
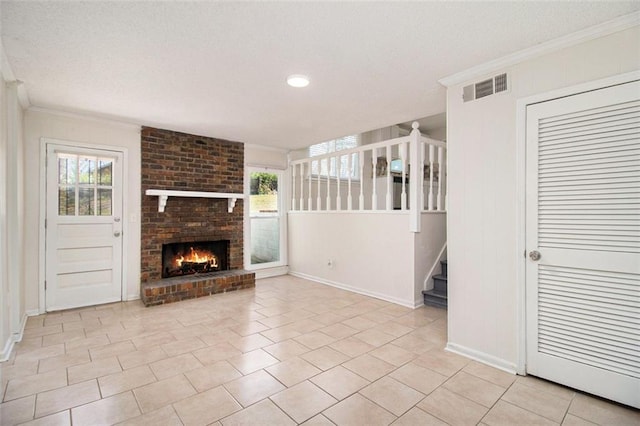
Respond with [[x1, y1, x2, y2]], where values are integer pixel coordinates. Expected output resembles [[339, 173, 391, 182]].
[[290, 122, 446, 232]]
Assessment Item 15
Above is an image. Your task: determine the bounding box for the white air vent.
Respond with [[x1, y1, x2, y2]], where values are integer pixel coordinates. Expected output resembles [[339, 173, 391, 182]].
[[494, 73, 508, 93], [463, 73, 508, 102]]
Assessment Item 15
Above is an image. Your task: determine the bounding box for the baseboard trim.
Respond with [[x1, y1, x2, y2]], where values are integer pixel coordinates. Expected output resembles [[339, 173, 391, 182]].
[[0, 338, 14, 362], [14, 312, 28, 341], [446, 342, 518, 375], [126, 294, 141, 302], [289, 271, 415, 308], [1, 312, 30, 363], [253, 266, 289, 280]]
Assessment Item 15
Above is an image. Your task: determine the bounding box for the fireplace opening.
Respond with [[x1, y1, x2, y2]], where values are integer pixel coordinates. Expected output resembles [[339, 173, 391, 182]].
[[162, 240, 229, 278]]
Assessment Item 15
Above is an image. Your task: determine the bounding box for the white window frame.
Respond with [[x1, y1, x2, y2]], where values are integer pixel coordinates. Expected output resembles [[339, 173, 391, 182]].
[[309, 135, 360, 180], [244, 167, 287, 272]]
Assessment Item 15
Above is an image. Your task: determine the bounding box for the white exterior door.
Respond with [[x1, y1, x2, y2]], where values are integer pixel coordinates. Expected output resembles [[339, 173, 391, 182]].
[[45, 144, 124, 311], [525, 80, 640, 408]]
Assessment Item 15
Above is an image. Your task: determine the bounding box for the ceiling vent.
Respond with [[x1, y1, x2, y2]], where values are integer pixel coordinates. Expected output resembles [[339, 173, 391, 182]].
[[463, 73, 508, 102]]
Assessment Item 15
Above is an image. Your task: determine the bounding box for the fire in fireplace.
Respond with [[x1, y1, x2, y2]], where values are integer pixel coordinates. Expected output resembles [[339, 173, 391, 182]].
[[162, 240, 229, 278]]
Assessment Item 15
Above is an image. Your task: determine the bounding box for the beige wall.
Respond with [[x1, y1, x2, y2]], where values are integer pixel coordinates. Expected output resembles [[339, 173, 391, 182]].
[[288, 212, 416, 306], [446, 26, 640, 371], [0, 65, 9, 357], [245, 144, 288, 169], [23, 109, 141, 312], [0, 59, 26, 360], [288, 211, 446, 308]]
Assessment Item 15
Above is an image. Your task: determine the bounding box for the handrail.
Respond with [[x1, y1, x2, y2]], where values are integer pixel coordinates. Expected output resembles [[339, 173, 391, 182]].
[[289, 122, 447, 230], [290, 136, 411, 165]]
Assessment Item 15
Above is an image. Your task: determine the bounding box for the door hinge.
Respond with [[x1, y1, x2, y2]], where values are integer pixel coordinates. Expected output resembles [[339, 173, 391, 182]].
[[44, 219, 47, 229], [44, 280, 47, 290]]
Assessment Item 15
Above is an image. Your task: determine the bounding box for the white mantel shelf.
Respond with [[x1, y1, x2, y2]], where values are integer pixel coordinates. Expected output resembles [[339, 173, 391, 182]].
[[145, 189, 245, 213]]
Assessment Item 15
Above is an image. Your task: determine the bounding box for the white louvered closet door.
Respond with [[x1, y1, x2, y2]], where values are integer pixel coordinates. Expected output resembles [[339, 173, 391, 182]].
[[525, 79, 640, 408]]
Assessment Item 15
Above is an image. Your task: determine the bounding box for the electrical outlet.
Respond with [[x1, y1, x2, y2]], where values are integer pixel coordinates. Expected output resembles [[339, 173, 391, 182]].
[[327, 259, 334, 268]]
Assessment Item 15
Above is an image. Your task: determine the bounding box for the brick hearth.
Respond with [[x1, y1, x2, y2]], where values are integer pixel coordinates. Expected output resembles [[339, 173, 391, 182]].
[[141, 269, 255, 306], [140, 127, 255, 306]]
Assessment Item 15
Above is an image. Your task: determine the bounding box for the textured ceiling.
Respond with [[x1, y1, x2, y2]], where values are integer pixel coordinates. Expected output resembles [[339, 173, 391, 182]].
[[1, 1, 639, 149]]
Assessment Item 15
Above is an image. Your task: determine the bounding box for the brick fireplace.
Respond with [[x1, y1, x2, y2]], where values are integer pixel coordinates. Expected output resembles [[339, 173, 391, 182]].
[[140, 127, 255, 306]]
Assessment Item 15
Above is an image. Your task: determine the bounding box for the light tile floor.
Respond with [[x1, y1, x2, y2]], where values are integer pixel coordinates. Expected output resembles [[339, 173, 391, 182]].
[[1, 275, 638, 425]]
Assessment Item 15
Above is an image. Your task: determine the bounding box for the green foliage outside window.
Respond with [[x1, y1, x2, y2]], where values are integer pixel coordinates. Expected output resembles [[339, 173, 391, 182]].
[[250, 172, 278, 195]]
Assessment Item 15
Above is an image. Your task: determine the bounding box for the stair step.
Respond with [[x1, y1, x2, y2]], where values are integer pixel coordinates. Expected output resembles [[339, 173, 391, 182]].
[[433, 275, 448, 295], [422, 290, 448, 309], [440, 260, 447, 278]]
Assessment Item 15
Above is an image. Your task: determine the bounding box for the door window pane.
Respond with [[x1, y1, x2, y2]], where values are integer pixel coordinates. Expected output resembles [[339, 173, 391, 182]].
[[58, 156, 77, 184], [79, 188, 95, 215], [58, 187, 75, 215], [98, 160, 112, 185], [97, 188, 112, 216], [79, 157, 96, 184]]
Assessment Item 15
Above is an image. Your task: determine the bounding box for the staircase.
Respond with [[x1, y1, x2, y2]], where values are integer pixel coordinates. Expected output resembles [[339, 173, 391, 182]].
[[422, 259, 447, 308]]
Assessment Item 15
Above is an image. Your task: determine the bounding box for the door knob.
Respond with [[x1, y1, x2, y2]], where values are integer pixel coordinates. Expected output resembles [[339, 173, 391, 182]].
[[529, 250, 541, 261], [114, 231, 121, 237]]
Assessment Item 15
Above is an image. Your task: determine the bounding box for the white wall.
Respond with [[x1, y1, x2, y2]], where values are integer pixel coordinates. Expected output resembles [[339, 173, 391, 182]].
[[0, 50, 26, 361], [289, 212, 434, 307], [0, 58, 9, 359], [446, 26, 640, 371], [245, 144, 288, 169], [23, 109, 141, 312]]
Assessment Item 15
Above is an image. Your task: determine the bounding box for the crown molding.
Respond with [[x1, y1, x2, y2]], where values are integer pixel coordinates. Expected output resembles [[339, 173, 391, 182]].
[[27, 105, 142, 131], [439, 11, 640, 87]]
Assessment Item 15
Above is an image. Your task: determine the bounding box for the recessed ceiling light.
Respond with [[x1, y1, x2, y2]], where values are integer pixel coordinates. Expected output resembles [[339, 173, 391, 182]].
[[287, 74, 310, 88]]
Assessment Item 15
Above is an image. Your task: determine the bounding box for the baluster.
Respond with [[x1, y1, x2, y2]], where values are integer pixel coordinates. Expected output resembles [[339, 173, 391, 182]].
[[299, 163, 304, 210], [386, 145, 392, 210], [401, 142, 407, 210], [307, 160, 312, 211], [371, 149, 378, 210], [326, 158, 331, 210], [347, 153, 353, 210], [420, 142, 429, 211], [359, 151, 365, 210], [316, 159, 321, 211], [409, 122, 421, 232], [336, 155, 342, 211], [437, 146, 444, 211], [428, 144, 434, 211], [291, 164, 296, 210]]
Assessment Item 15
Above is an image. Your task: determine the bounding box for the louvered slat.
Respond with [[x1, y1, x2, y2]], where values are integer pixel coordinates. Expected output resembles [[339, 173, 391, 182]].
[[539, 100, 640, 128], [536, 96, 640, 376], [538, 265, 640, 378], [528, 80, 640, 409], [537, 107, 639, 253]]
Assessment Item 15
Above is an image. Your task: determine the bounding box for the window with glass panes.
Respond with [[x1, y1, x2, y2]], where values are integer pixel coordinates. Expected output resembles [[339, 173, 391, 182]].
[[309, 135, 359, 179], [57, 153, 114, 216]]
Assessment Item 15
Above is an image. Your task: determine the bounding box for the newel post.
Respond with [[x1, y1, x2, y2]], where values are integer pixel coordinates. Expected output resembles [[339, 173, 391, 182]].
[[409, 122, 421, 233]]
